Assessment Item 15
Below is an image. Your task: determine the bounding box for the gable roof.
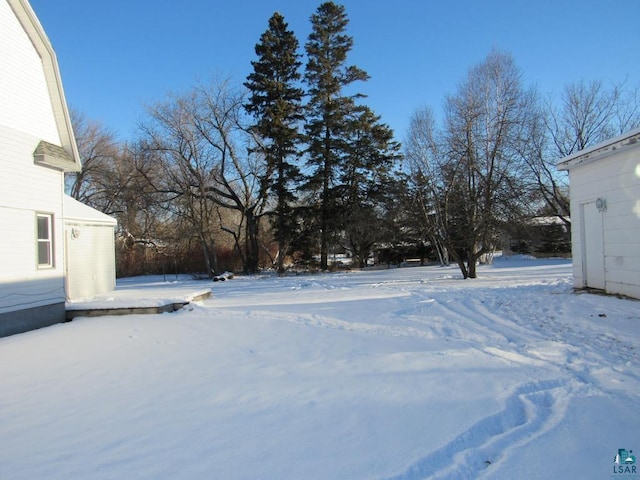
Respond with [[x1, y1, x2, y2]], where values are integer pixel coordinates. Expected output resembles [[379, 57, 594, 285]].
[[7, 0, 81, 172], [557, 127, 640, 171]]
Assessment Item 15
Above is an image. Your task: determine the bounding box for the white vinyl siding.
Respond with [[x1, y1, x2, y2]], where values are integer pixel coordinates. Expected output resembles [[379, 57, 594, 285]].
[[63, 195, 117, 301], [0, 0, 81, 331], [0, 0, 59, 143], [64, 223, 116, 300], [565, 143, 640, 299], [0, 126, 65, 211], [0, 127, 66, 313]]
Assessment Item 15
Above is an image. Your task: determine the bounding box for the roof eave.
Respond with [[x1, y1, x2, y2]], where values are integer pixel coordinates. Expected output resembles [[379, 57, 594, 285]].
[[557, 127, 640, 171]]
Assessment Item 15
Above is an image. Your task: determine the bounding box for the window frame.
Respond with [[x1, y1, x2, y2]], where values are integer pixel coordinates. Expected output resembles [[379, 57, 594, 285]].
[[36, 212, 54, 269]]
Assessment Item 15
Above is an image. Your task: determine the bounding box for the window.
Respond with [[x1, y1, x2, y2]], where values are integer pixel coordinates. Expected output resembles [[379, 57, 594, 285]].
[[36, 213, 54, 268]]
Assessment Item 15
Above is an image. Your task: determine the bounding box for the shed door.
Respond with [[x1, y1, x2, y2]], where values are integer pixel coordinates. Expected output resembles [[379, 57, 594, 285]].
[[580, 201, 605, 290]]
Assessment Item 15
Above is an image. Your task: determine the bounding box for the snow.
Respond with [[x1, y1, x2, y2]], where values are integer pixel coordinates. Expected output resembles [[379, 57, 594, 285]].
[[2, 256, 639, 479], [66, 275, 212, 309], [63, 195, 117, 224]]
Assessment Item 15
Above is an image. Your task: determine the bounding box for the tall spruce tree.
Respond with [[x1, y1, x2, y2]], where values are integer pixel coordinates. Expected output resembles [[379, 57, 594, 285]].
[[245, 12, 303, 273], [341, 105, 403, 268], [304, 1, 369, 270]]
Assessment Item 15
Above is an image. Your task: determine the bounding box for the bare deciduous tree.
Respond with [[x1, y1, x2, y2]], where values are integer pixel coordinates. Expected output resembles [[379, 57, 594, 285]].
[[547, 79, 640, 157], [522, 79, 640, 228], [407, 50, 537, 278], [67, 110, 118, 204], [141, 78, 269, 275], [405, 107, 450, 266]]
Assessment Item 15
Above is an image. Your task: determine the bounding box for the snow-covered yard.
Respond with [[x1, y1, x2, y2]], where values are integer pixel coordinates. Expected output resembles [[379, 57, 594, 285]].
[[2, 257, 639, 479]]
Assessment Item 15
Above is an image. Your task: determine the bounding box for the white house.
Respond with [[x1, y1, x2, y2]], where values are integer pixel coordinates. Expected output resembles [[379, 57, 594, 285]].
[[0, 0, 82, 336], [63, 195, 117, 301], [557, 127, 640, 299]]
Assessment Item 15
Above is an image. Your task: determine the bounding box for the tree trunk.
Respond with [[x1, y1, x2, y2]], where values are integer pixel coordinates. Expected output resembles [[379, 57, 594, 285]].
[[276, 157, 286, 275], [276, 227, 286, 274], [432, 235, 449, 266], [320, 241, 328, 270], [200, 235, 217, 278], [467, 256, 478, 279], [245, 212, 260, 274], [456, 257, 469, 279]]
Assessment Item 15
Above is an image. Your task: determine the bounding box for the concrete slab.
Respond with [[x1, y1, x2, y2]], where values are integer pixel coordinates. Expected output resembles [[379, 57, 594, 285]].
[[65, 276, 213, 320]]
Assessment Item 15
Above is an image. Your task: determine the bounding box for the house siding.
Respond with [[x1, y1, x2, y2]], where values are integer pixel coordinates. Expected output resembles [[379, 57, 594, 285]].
[[566, 146, 640, 298], [0, 131, 66, 318], [0, 126, 65, 211], [0, 0, 59, 144], [0, 0, 69, 335]]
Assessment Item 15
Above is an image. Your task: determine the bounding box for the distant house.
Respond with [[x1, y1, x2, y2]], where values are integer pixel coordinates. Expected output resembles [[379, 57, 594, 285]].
[[557, 127, 640, 299], [501, 216, 571, 258], [0, 0, 82, 336]]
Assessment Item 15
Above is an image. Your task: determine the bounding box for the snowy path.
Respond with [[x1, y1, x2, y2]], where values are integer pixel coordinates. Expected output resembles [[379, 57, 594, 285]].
[[1, 257, 639, 479]]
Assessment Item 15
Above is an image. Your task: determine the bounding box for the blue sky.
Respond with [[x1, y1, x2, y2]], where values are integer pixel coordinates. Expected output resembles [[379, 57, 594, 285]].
[[30, 0, 640, 142]]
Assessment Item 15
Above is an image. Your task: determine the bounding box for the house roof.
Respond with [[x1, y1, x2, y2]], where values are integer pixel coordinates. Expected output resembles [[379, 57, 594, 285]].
[[63, 195, 117, 225], [557, 127, 640, 171], [7, 0, 81, 172]]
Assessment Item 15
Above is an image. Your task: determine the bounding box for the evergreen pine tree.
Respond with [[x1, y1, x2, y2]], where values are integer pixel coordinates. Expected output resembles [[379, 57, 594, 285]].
[[304, 1, 369, 270], [245, 12, 303, 274], [341, 105, 403, 267]]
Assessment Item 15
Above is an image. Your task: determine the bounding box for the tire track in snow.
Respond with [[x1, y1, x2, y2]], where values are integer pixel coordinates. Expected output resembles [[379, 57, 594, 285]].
[[419, 290, 640, 398], [382, 379, 569, 480], [224, 308, 443, 341], [427, 294, 549, 347], [432, 289, 640, 401]]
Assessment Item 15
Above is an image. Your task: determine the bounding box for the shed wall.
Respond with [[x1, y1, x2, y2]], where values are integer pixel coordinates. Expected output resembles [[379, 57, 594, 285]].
[[64, 222, 116, 300], [568, 148, 640, 298]]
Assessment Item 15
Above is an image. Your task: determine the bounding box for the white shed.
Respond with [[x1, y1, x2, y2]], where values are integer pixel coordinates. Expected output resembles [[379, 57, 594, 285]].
[[63, 195, 117, 301], [557, 127, 640, 299]]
